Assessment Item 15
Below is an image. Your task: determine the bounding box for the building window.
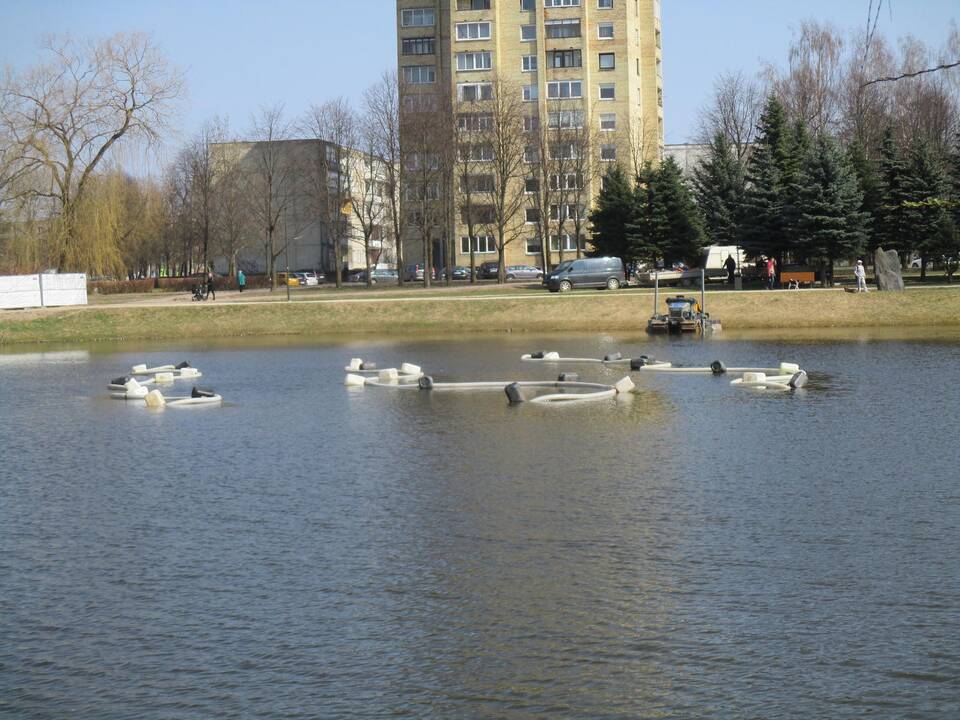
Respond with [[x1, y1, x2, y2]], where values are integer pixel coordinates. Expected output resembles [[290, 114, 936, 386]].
[[550, 173, 582, 190], [460, 174, 494, 193], [455, 22, 492, 40], [545, 19, 581, 39], [403, 65, 436, 84], [520, 25, 536, 41], [546, 80, 582, 99], [550, 204, 582, 221], [520, 0, 535, 9], [523, 115, 540, 132], [599, 113, 616, 131], [401, 7, 436, 27], [461, 235, 496, 253], [598, 0, 613, 8], [458, 113, 494, 132], [525, 208, 540, 223], [524, 145, 540, 163], [522, 84, 538, 101], [549, 234, 584, 252], [545, 0, 580, 6], [549, 142, 579, 159], [456, 51, 493, 71], [598, 83, 615, 100], [598, 22, 614, 39], [525, 178, 540, 194], [547, 110, 584, 128], [458, 82, 493, 101], [402, 37, 435, 55], [546, 49, 581, 68], [522, 55, 538, 72], [458, 143, 494, 161], [457, 0, 491, 9], [525, 238, 543, 255], [600, 144, 617, 161], [599, 53, 615, 70], [403, 93, 439, 112]]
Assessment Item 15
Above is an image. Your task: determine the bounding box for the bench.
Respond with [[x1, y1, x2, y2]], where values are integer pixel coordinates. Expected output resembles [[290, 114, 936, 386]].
[[780, 270, 816, 289]]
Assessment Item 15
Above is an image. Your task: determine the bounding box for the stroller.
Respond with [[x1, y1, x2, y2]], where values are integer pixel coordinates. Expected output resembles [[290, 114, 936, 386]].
[[191, 284, 207, 301]]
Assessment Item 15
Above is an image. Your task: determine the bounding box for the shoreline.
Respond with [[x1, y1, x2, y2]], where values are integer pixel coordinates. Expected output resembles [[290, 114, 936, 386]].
[[2, 286, 959, 346]]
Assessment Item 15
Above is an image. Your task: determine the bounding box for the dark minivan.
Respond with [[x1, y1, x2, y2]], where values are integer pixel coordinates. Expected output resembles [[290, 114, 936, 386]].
[[545, 257, 625, 292]]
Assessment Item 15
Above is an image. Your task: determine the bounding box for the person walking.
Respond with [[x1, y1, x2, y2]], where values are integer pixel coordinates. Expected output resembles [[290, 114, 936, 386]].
[[206, 271, 216, 301], [854, 259, 868, 293], [237, 269, 246, 293], [724, 254, 737, 285], [766, 257, 777, 290]]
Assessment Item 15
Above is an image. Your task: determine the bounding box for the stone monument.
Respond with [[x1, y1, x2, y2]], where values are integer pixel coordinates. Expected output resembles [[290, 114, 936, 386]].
[[874, 247, 904, 291]]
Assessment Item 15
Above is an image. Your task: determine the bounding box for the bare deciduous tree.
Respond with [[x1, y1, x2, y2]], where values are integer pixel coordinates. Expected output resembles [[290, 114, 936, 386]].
[[348, 111, 391, 287], [0, 32, 183, 270], [695, 71, 762, 163]]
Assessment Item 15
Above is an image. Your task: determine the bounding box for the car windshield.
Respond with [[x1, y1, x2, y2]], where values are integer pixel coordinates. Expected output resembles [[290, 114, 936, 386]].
[[553, 262, 572, 273]]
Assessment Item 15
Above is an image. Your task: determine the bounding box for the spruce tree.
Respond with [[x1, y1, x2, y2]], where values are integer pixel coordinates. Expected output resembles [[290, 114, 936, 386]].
[[625, 162, 660, 265], [740, 96, 792, 268], [846, 139, 882, 249], [691, 133, 744, 246], [902, 138, 954, 279], [654, 156, 705, 265], [588, 165, 634, 262], [797, 134, 867, 283], [782, 120, 811, 262], [875, 128, 910, 261]]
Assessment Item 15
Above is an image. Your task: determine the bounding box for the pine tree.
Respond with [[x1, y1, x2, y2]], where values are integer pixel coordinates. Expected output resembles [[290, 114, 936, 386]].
[[797, 134, 867, 283], [654, 156, 705, 265], [691, 133, 744, 246], [739, 96, 792, 267], [846, 139, 882, 249], [781, 120, 811, 261], [625, 162, 660, 264], [902, 138, 954, 279], [875, 128, 910, 261], [588, 164, 634, 262]]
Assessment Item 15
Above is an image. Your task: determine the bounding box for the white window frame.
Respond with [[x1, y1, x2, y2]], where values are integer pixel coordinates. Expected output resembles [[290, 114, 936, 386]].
[[600, 144, 617, 161], [456, 51, 492, 72], [525, 238, 543, 255], [520, 25, 536, 41], [521, 55, 538, 72], [523, 115, 540, 132], [460, 236, 496, 254], [598, 83, 615, 100], [546, 80, 582, 100], [549, 234, 583, 252], [401, 7, 436, 27], [547, 110, 584, 129], [403, 65, 436, 85], [458, 82, 493, 101], [522, 84, 538, 101], [523, 145, 539, 163], [524, 178, 540, 194], [544, 19, 581, 39], [455, 22, 492, 41], [598, 22, 614, 39], [525, 208, 540, 224], [545, 0, 580, 6], [599, 113, 616, 131], [598, 0, 613, 8], [520, 0, 535, 9]]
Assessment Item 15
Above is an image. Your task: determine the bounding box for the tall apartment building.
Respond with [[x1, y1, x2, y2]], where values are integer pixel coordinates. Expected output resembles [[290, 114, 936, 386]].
[[396, 0, 663, 271]]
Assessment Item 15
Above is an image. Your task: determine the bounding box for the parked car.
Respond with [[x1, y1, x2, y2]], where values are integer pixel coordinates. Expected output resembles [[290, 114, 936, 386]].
[[347, 269, 368, 282], [544, 257, 626, 292], [439, 266, 471, 280], [505, 264, 543, 280], [295, 270, 320, 286], [403, 264, 436, 281], [478, 261, 500, 279], [371, 268, 398, 283]]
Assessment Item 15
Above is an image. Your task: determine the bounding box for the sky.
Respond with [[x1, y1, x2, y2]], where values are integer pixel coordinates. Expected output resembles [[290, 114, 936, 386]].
[[1, 0, 957, 157]]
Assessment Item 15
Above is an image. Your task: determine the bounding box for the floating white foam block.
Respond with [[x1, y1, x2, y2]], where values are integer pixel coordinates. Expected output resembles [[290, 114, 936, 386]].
[[543, 352, 560, 360], [614, 376, 635, 394], [132, 364, 147, 373], [347, 358, 363, 371], [344, 373, 366, 387], [378, 368, 399, 382], [742, 372, 766, 384], [780, 362, 800, 374], [124, 378, 148, 398], [180, 367, 200, 378], [144, 389, 166, 408], [155, 372, 175, 384], [400, 363, 421, 376]]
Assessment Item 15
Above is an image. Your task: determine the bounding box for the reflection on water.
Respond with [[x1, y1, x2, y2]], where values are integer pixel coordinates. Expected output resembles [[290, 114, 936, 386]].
[[1, 333, 959, 718]]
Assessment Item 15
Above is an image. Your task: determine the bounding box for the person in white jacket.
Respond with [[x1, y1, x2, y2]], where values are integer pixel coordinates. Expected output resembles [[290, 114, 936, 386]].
[[854, 259, 868, 292]]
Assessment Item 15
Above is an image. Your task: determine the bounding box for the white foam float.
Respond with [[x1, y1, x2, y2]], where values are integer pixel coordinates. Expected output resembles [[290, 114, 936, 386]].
[[522, 351, 672, 369], [730, 370, 808, 391], [144, 387, 223, 408], [110, 377, 150, 400]]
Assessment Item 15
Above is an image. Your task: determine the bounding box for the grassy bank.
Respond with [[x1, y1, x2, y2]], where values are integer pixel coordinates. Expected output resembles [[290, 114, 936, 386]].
[[2, 286, 959, 345]]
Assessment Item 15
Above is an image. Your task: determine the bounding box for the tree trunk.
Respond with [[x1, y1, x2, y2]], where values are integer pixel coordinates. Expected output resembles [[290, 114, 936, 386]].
[[365, 236, 372, 288]]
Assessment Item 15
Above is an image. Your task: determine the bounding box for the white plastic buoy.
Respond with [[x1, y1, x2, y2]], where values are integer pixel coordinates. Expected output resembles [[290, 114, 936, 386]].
[[144, 389, 166, 408], [400, 362, 421, 376], [344, 373, 366, 387], [347, 358, 363, 371], [779, 362, 800, 374], [378, 368, 399, 383], [155, 372, 175, 384], [543, 352, 560, 360], [614, 376, 635, 394], [124, 378, 148, 399], [132, 364, 147, 374], [180, 367, 201, 378]]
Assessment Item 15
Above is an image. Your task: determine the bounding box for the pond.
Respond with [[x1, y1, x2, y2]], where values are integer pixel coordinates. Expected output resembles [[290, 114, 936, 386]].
[[2, 331, 959, 718]]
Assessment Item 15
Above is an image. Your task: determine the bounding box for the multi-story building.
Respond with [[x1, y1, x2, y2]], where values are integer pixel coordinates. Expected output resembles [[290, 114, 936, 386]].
[[396, 0, 663, 272], [212, 139, 395, 276]]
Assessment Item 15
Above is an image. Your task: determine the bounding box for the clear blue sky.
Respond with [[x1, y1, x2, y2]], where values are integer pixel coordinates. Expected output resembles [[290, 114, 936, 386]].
[[1, 0, 956, 150]]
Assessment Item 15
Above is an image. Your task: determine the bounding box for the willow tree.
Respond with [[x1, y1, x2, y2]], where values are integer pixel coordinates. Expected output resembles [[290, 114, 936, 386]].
[[0, 33, 183, 270]]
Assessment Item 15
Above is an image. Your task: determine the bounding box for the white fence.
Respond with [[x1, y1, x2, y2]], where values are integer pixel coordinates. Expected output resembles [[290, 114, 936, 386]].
[[0, 273, 88, 310]]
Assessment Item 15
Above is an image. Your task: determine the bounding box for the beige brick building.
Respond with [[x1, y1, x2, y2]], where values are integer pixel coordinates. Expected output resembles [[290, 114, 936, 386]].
[[396, 0, 662, 272]]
